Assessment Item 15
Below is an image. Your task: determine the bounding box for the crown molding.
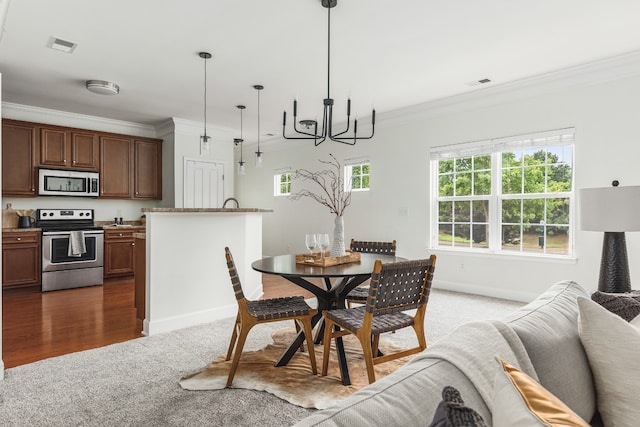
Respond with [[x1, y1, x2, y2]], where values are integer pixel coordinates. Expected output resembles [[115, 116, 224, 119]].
[[1, 102, 159, 137], [170, 117, 234, 143], [377, 49, 640, 129]]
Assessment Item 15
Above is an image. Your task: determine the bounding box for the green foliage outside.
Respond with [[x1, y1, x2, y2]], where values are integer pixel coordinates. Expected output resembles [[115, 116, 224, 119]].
[[351, 163, 370, 190], [280, 173, 291, 194], [437, 147, 572, 254]]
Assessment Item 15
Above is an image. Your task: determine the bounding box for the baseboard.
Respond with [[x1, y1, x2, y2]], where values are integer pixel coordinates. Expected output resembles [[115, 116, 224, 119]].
[[434, 280, 538, 303], [144, 304, 237, 336]]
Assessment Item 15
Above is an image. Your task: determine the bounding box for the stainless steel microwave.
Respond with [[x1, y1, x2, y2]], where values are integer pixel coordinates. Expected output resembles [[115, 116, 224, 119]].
[[38, 168, 100, 197]]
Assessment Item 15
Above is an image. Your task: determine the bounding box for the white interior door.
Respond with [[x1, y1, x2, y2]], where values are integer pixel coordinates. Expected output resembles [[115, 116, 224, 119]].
[[184, 159, 224, 208]]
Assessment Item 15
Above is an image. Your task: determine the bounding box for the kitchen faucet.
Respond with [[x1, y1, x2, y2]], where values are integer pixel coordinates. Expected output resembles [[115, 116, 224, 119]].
[[222, 197, 239, 208]]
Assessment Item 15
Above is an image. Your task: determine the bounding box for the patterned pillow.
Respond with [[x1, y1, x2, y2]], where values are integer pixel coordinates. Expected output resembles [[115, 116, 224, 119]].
[[428, 386, 487, 427], [591, 290, 640, 322]]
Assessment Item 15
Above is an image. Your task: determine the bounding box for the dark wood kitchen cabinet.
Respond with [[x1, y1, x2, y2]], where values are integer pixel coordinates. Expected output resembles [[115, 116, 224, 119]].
[[2, 119, 37, 197], [2, 230, 41, 289], [134, 139, 162, 200], [39, 126, 99, 170], [100, 137, 162, 200], [100, 136, 134, 199], [104, 228, 138, 278]]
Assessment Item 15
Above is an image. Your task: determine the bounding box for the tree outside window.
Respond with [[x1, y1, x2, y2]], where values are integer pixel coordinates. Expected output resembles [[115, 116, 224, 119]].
[[274, 172, 292, 196], [346, 161, 370, 191], [433, 130, 574, 256]]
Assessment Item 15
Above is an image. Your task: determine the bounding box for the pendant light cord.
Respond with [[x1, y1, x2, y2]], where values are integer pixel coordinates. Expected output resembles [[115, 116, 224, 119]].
[[203, 56, 207, 136], [327, 3, 331, 100]]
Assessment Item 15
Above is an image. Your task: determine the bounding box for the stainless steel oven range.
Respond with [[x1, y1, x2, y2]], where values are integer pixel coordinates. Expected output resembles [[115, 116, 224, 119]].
[[36, 209, 104, 292]]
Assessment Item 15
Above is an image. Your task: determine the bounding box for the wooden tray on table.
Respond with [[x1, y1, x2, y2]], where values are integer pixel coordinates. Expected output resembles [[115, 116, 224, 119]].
[[295, 250, 361, 267]]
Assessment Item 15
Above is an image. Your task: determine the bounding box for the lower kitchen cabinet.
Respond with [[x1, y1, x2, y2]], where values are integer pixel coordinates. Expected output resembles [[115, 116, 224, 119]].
[[2, 230, 41, 289], [104, 228, 140, 278]]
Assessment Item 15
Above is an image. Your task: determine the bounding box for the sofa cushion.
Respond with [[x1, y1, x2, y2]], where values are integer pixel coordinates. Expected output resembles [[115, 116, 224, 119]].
[[492, 358, 589, 427], [578, 297, 640, 427], [294, 320, 533, 427], [502, 280, 595, 421]]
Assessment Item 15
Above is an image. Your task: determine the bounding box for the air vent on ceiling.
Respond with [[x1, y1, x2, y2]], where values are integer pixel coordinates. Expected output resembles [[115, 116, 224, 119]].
[[466, 78, 492, 87], [47, 36, 77, 53]]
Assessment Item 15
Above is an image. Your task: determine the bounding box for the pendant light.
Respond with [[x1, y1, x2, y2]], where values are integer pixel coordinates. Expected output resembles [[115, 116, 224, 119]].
[[282, 0, 375, 146], [254, 84, 264, 168], [235, 105, 246, 175], [199, 52, 212, 154]]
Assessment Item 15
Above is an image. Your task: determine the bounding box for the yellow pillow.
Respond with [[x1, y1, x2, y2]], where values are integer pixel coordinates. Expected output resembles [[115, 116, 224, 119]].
[[493, 359, 589, 427]]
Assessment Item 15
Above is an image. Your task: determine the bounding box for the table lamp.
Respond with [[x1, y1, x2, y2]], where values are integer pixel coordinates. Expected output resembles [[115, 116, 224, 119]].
[[579, 182, 640, 293]]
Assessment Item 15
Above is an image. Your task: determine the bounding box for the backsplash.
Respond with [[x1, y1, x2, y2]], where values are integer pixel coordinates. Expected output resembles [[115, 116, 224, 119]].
[[3, 197, 160, 222]]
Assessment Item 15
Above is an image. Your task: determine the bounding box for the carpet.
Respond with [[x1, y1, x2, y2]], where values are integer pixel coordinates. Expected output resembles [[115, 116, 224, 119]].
[[180, 327, 412, 409]]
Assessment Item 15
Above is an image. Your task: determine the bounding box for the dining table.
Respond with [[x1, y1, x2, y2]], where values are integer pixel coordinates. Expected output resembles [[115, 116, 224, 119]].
[[252, 252, 405, 385]]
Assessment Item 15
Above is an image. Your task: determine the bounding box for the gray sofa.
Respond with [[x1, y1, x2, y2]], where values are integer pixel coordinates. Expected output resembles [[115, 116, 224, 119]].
[[294, 280, 596, 426]]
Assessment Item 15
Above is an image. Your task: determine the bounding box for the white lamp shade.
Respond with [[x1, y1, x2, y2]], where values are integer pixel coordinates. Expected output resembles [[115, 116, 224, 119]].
[[579, 185, 640, 232]]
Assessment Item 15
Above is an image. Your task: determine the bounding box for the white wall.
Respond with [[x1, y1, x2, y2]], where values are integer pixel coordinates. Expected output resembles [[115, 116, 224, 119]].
[[236, 64, 640, 302], [144, 211, 264, 335], [171, 118, 234, 208]]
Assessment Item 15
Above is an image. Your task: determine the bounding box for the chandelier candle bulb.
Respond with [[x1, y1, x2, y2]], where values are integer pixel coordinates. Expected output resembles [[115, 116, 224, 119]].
[[347, 99, 351, 116]]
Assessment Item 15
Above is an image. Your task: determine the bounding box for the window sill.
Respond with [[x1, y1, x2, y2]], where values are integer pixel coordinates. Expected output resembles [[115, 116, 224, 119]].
[[429, 247, 577, 264]]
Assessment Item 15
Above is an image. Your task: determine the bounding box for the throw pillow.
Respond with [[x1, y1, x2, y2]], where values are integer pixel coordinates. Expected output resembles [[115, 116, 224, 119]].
[[428, 386, 487, 427], [591, 290, 640, 321], [492, 358, 589, 427], [578, 297, 640, 427]]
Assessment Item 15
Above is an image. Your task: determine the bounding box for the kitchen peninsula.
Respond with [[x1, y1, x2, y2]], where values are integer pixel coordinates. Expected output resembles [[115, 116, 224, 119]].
[[140, 208, 272, 336]]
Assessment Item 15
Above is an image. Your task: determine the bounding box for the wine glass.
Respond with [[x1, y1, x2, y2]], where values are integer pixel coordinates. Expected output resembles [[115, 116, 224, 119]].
[[305, 234, 318, 256], [317, 233, 330, 259]]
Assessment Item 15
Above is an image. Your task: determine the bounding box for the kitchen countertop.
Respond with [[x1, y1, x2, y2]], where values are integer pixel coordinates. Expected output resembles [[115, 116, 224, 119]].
[[133, 233, 146, 239], [2, 228, 42, 232], [141, 208, 273, 213]]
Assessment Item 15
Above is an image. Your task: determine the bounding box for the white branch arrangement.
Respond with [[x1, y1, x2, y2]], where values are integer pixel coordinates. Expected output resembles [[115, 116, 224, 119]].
[[289, 154, 352, 217]]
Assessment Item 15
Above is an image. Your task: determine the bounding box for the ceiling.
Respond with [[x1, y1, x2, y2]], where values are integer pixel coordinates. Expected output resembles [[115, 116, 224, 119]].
[[3, 0, 640, 145]]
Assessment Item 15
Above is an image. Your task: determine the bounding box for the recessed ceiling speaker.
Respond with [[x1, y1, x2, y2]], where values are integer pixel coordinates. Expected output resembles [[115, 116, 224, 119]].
[[86, 80, 120, 95]]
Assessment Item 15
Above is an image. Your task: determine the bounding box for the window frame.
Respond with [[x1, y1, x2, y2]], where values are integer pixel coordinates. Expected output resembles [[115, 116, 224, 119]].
[[273, 170, 292, 197], [430, 129, 575, 258], [344, 158, 370, 192]]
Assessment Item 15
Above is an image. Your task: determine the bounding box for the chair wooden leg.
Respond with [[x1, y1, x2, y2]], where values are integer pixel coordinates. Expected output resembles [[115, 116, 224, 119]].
[[301, 318, 317, 375], [357, 332, 377, 384], [294, 320, 304, 353], [226, 325, 252, 387], [321, 317, 334, 376], [225, 313, 241, 361], [371, 333, 380, 357]]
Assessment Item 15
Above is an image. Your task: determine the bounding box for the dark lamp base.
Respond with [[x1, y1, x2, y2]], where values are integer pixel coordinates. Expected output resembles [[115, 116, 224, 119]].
[[598, 232, 632, 293]]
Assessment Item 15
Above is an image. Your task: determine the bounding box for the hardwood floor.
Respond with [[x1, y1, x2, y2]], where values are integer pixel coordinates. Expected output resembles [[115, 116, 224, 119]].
[[2, 274, 317, 369]]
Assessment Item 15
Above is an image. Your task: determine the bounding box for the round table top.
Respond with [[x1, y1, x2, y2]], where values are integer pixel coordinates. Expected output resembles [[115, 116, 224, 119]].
[[251, 253, 405, 278]]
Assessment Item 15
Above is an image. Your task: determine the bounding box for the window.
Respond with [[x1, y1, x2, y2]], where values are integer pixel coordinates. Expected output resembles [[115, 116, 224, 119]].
[[431, 128, 574, 256], [274, 171, 292, 196], [345, 158, 370, 191]]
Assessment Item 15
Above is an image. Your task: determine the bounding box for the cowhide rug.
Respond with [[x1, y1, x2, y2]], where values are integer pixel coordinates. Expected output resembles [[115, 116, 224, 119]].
[[179, 327, 413, 409]]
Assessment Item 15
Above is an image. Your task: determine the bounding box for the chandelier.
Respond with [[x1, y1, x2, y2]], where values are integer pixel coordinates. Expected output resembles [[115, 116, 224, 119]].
[[198, 51, 212, 154], [282, 0, 375, 146], [235, 105, 246, 175]]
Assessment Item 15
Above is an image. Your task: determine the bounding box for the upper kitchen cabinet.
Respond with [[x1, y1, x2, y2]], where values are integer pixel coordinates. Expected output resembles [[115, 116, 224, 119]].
[[100, 136, 134, 199], [39, 126, 99, 170], [134, 139, 162, 200], [2, 119, 37, 197], [100, 136, 162, 200]]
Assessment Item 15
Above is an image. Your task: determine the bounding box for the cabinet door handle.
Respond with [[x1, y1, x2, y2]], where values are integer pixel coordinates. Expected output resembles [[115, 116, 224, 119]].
[[63, 159, 66, 163], [16, 237, 21, 241], [72, 160, 76, 164], [132, 243, 135, 246], [118, 233, 123, 237]]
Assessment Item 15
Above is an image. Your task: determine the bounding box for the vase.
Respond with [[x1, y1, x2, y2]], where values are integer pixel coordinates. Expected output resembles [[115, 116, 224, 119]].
[[330, 215, 346, 257]]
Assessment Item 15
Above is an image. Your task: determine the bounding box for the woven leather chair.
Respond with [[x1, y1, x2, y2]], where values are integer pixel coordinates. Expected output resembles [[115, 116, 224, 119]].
[[224, 247, 317, 387], [322, 255, 436, 384], [346, 239, 397, 307]]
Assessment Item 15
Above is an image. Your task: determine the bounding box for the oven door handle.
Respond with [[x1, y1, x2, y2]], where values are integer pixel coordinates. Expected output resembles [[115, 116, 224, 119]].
[[43, 230, 105, 236]]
